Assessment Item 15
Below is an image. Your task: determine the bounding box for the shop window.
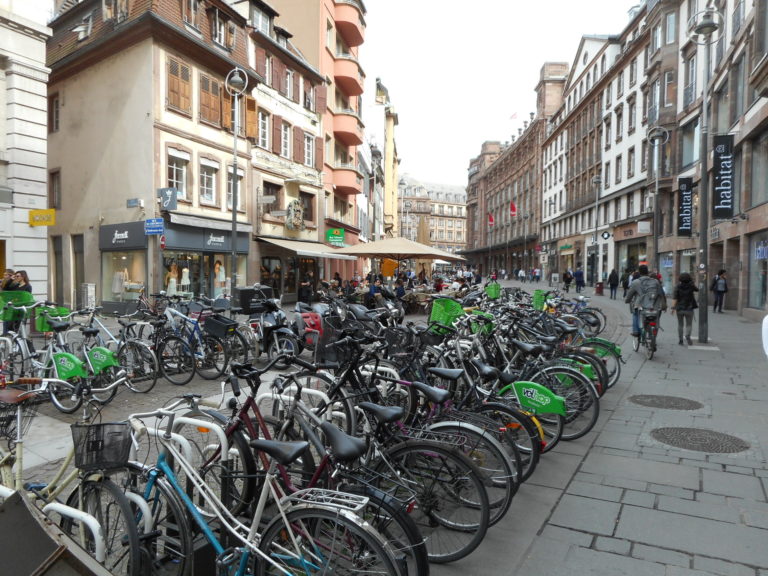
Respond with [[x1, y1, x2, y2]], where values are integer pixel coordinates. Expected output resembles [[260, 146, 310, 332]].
[[261, 257, 283, 296], [102, 251, 147, 303]]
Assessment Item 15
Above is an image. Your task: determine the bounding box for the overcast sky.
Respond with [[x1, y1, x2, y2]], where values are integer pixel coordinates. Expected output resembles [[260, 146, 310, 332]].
[[361, 0, 640, 187]]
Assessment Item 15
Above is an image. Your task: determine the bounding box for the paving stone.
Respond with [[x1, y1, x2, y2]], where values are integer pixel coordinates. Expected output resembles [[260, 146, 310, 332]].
[[623, 490, 656, 508], [549, 494, 621, 536], [602, 475, 648, 491], [595, 536, 631, 555], [601, 447, 643, 458], [643, 453, 683, 464], [616, 506, 768, 566], [693, 556, 758, 576], [725, 465, 757, 475], [563, 546, 666, 575], [572, 471, 604, 485], [666, 566, 722, 576], [567, 480, 623, 502], [648, 484, 695, 499], [581, 452, 700, 490], [539, 525, 594, 547], [631, 543, 691, 568], [742, 508, 768, 530], [657, 495, 740, 523], [703, 469, 765, 500], [681, 459, 725, 471], [596, 431, 643, 451], [696, 493, 728, 505]]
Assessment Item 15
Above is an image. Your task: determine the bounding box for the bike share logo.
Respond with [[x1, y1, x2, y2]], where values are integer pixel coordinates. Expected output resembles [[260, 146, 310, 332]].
[[206, 233, 225, 247], [522, 387, 551, 406], [57, 356, 76, 372], [92, 350, 108, 363]]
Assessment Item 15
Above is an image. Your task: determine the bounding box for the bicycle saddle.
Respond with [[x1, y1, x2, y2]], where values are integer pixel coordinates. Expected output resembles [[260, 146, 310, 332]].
[[320, 421, 366, 463], [357, 401, 405, 424], [249, 438, 310, 466], [470, 359, 501, 382], [409, 381, 450, 405]]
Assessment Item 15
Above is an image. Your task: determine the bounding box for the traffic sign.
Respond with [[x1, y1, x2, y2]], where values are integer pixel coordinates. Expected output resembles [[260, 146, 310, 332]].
[[145, 218, 164, 235]]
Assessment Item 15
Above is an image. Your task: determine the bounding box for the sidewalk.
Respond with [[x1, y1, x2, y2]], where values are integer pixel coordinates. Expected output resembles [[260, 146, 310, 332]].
[[438, 281, 768, 576]]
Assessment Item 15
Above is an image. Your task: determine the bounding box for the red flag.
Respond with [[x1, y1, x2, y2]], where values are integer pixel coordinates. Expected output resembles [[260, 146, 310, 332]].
[[510, 201, 517, 217], [488, 213, 495, 227]]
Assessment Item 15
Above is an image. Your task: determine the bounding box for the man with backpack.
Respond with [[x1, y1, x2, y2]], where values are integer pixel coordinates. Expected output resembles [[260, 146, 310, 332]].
[[625, 265, 667, 337]]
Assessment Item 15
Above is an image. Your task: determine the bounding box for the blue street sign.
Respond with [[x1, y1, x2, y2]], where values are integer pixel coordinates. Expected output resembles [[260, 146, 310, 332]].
[[145, 218, 164, 235]]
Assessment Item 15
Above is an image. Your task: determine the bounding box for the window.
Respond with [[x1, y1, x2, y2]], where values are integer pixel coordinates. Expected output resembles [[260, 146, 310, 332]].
[[751, 130, 768, 207], [681, 118, 700, 167], [48, 170, 61, 209], [641, 140, 648, 171], [167, 57, 191, 115], [72, 13, 93, 40], [605, 83, 612, 106], [628, 147, 635, 178], [262, 181, 283, 215], [604, 161, 611, 188], [48, 94, 59, 133], [264, 57, 272, 88], [304, 84, 315, 111], [258, 110, 270, 149], [628, 100, 636, 133], [715, 80, 730, 133], [303, 133, 314, 167], [604, 119, 612, 149], [300, 191, 315, 222], [616, 155, 623, 183], [285, 70, 294, 100], [212, 11, 235, 49], [759, 0, 768, 57], [281, 123, 291, 158], [616, 109, 623, 142], [617, 72, 624, 97], [227, 167, 244, 211], [628, 193, 635, 217], [183, 0, 200, 28], [167, 149, 190, 201], [326, 20, 334, 49], [664, 71, 676, 107], [665, 12, 676, 44], [614, 198, 621, 221], [651, 24, 662, 53], [629, 58, 637, 86], [199, 74, 221, 125], [199, 160, 218, 205], [731, 56, 745, 125], [684, 55, 697, 108]]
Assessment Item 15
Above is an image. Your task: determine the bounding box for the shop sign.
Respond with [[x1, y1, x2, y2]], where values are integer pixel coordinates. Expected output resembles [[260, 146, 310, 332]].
[[682, 249, 696, 256], [638, 221, 651, 234], [661, 254, 674, 268], [100, 222, 148, 250], [29, 208, 55, 227], [157, 187, 178, 211], [678, 178, 693, 237], [205, 232, 226, 249], [559, 244, 573, 251], [712, 135, 734, 219], [755, 239, 768, 261], [326, 228, 345, 246]]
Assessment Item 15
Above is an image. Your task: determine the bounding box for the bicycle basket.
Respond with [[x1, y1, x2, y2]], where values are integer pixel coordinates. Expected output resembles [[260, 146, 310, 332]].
[[470, 310, 495, 334], [204, 313, 238, 339], [35, 306, 70, 332], [71, 422, 131, 472], [532, 289, 548, 311], [484, 282, 501, 300], [429, 298, 465, 330], [315, 313, 360, 365], [0, 291, 35, 322]]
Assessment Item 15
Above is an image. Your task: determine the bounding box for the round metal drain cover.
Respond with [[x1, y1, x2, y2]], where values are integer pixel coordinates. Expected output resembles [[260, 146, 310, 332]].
[[629, 395, 703, 410], [650, 427, 750, 453]]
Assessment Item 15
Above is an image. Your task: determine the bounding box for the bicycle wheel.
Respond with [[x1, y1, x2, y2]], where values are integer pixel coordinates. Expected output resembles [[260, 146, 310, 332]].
[[582, 340, 622, 390], [90, 368, 119, 405], [632, 331, 641, 352], [266, 332, 299, 370], [257, 506, 400, 576], [196, 334, 228, 380], [159, 335, 196, 385], [10, 338, 32, 379], [645, 326, 656, 360], [584, 307, 607, 334], [372, 439, 490, 564], [577, 310, 602, 337], [275, 371, 357, 436], [62, 478, 141, 576], [117, 340, 158, 393], [48, 378, 83, 413], [426, 420, 517, 527], [223, 329, 249, 365], [120, 463, 193, 576], [536, 364, 599, 441]]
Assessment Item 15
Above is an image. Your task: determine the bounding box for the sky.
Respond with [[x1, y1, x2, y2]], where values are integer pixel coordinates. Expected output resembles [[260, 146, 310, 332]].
[[361, 0, 640, 187]]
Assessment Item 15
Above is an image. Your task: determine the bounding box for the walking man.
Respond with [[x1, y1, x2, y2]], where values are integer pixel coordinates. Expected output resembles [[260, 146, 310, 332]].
[[711, 269, 728, 313]]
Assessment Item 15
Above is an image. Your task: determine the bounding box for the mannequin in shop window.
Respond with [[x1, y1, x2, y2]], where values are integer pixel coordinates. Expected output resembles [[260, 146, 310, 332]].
[[214, 260, 226, 298], [180, 267, 191, 294], [165, 262, 179, 296]]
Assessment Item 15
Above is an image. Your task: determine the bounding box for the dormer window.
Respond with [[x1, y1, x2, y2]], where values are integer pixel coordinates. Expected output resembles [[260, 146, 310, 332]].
[[252, 6, 270, 35], [72, 13, 93, 41], [211, 10, 235, 50], [183, 0, 200, 29]]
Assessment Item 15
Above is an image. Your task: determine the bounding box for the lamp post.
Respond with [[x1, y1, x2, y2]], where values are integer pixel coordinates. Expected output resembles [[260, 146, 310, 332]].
[[689, 9, 721, 344], [591, 175, 602, 286], [225, 67, 247, 295], [647, 126, 669, 276]]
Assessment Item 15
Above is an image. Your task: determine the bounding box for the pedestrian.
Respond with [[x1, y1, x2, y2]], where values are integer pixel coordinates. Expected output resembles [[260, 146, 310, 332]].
[[574, 265, 585, 293], [671, 272, 698, 345], [534, 268, 541, 283], [562, 269, 573, 292], [518, 268, 526, 283], [710, 269, 728, 313], [1, 269, 17, 291], [620, 268, 631, 298], [5, 270, 31, 334], [608, 269, 620, 300], [298, 269, 315, 305]]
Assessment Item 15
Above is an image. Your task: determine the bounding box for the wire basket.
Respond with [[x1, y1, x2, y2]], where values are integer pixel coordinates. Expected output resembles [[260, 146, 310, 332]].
[[315, 313, 360, 366], [382, 325, 415, 357], [35, 306, 70, 332], [0, 291, 35, 322], [428, 298, 465, 332], [470, 310, 495, 335], [71, 422, 132, 472], [484, 282, 501, 300]]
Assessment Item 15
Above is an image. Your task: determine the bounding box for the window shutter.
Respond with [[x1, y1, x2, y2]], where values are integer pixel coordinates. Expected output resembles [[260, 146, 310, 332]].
[[271, 59, 280, 90], [168, 58, 180, 108], [315, 136, 323, 171], [211, 80, 221, 125], [245, 97, 257, 139], [272, 115, 282, 154], [293, 126, 303, 163], [228, 23, 236, 49], [180, 63, 191, 113], [255, 47, 267, 79], [200, 75, 210, 121], [315, 83, 327, 114], [293, 72, 300, 103], [303, 78, 311, 108], [222, 94, 232, 130]]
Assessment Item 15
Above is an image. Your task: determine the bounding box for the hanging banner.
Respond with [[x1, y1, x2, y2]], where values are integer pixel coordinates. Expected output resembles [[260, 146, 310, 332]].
[[678, 177, 693, 237], [488, 213, 495, 227], [712, 134, 734, 220], [510, 201, 517, 217]]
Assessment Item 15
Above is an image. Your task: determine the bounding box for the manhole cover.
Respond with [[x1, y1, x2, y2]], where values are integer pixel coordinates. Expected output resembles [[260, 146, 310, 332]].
[[629, 395, 703, 410], [650, 427, 750, 453]]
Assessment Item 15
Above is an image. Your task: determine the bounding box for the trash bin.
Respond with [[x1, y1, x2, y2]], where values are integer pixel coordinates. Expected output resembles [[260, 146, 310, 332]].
[[595, 282, 604, 296]]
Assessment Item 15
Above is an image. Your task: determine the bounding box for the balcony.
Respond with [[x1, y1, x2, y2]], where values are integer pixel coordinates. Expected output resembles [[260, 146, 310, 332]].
[[335, 0, 365, 47], [334, 55, 364, 96], [333, 108, 364, 146], [684, 81, 696, 109], [332, 163, 363, 195]]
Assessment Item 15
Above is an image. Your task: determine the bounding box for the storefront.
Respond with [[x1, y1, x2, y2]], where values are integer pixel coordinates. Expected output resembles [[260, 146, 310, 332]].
[[748, 232, 768, 311], [99, 222, 148, 314], [613, 222, 648, 275], [163, 216, 250, 299]]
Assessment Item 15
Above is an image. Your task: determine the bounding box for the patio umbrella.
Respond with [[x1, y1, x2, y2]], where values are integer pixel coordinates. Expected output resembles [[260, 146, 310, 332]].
[[332, 236, 465, 262]]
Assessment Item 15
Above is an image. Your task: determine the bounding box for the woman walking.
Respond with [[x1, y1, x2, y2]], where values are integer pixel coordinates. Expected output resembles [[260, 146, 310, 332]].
[[671, 272, 698, 346]]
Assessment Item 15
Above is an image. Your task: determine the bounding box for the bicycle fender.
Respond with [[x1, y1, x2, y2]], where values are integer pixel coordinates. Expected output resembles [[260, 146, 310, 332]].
[[509, 381, 566, 417], [87, 346, 120, 374], [52, 352, 88, 379]]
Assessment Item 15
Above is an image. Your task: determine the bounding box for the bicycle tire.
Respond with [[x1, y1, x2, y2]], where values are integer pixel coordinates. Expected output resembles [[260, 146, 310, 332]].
[[159, 335, 196, 385], [632, 332, 641, 352], [49, 378, 83, 413], [118, 340, 158, 393], [196, 334, 228, 380], [90, 367, 120, 405], [257, 506, 401, 576], [372, 439, 490, 564], [576, 310, 602, 337], [266, 332, 299, 370], [645, 327, 656, 360], [562, 350, 608, 398], [10, 338, 32, 379], [223, 329, 249, 365], [120, 463, 193, 576], [582, 340, 622, 390], [62, 478, 142, 576], [584, 307, 607, 333], [535, 364, 599, 441]]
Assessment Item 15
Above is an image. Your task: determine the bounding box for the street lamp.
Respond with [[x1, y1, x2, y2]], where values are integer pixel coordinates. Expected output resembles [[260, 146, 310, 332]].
[[648, 126, 669, 275], [591, 175, 602, 286], [225, 67, 247, 296], [688, 9, 721, 344]]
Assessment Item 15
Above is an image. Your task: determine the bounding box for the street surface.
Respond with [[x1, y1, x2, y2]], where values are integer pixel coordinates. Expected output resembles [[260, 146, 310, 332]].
[[19, 281, 768, 575]]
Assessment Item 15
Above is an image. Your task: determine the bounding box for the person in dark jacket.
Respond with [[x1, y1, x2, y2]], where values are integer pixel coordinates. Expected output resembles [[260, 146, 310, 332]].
[[671, 272, 698, 345], [608, 269, 620, 299], [573, 266, 585, 293], [711, 269, 728, 313]]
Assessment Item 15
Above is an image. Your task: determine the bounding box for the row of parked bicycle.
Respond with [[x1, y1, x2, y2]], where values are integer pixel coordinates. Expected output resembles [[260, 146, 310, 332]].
[[0, 281, 621, 575]]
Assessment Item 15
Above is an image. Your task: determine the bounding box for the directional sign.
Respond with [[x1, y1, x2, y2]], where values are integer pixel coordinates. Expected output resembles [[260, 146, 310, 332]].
[[145, 218, 164, 235], [257, 195, 276, 204]]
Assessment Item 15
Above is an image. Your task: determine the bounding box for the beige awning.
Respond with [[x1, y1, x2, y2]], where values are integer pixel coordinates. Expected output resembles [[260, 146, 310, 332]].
[[332, 236, 465, 262], [259, 237, 358, 261]]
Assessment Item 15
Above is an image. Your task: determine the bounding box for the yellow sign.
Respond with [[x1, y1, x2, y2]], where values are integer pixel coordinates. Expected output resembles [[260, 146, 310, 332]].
[[29, 209, 56, 227]]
